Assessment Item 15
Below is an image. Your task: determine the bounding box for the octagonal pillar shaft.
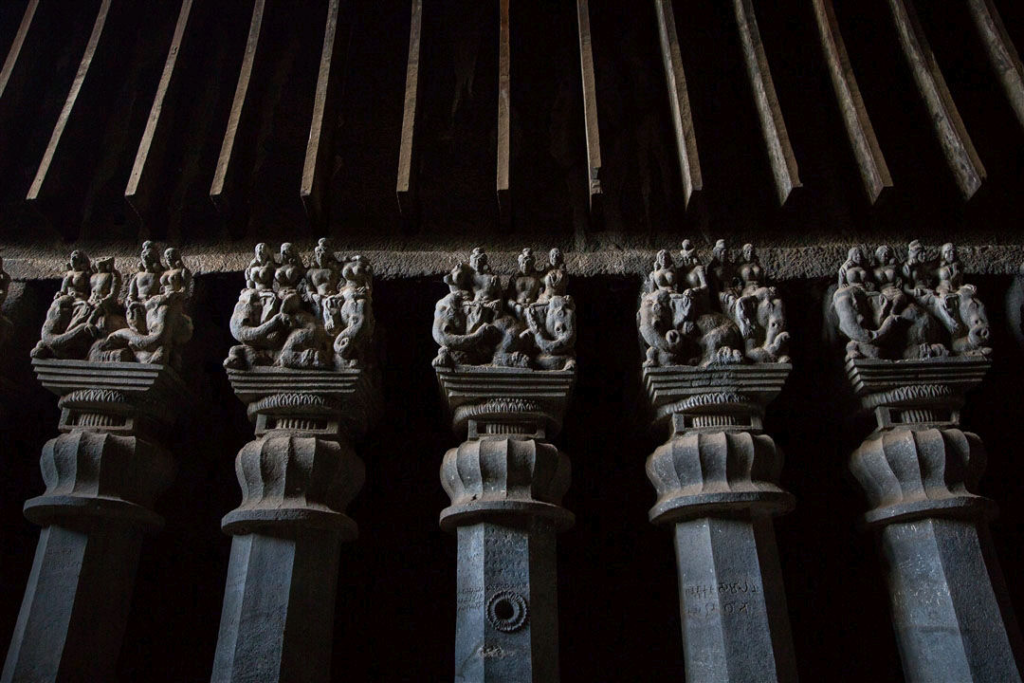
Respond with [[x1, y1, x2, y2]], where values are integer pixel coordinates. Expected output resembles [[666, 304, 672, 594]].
[[648, 427, 797, 683], [441, 430, 572, 683], [210, 432, 364, 683], [454, 519, 559, 682], [3, 361, 183, 683], [673, 515, 796, 682]]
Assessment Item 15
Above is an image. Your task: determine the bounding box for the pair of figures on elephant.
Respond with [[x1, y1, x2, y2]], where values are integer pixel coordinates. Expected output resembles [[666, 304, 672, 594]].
[[224, 241, 374, 371], [432, 248, 576, 371], [832, 243, 991, 360], [32, 244, 194, 368], [639, 242, 790, 368]]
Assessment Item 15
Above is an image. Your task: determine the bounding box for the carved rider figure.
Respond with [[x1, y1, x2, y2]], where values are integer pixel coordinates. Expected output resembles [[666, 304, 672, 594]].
[[508, 248, 543, 317], [128, 241, 166, 303], [539, 248, 567, 302]]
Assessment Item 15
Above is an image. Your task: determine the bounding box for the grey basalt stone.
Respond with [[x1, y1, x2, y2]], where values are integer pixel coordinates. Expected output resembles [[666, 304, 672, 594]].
[[210, 240, 380, 683], [2, 359, 188, 683], [432, 247, 576, 682], [832, 244, 1024, 682], [2, 242, 195, 683], [638, 240, 798, 683]]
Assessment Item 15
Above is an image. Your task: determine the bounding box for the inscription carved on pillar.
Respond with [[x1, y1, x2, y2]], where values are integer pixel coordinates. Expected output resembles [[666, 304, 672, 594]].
[[211, 240, 380, 683], [3, 244, 193, 683], [638, 240, 798, 683], [433, 247, 575, 682], [831, 242, 1024, 682]]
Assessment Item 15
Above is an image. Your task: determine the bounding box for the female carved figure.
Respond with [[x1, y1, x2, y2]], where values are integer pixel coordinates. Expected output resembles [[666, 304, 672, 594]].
[[508, 248, 542, 314], [275, 243, 306, 315], [87, 257, 122, 326], [873, 245, 909, 316], [246, 243, 276, 291], [160, 248, 192, 298], [737, 244, 768, 298], [837, 247, 872, 290], [308, 239, 339, 294], [58, 250, 93, 301], [936, 243, 964, 296], [128, 241, 165, 302], [649, 249, 679, 293], [539, 248, 567, 302], [340, 255, 373, 297]]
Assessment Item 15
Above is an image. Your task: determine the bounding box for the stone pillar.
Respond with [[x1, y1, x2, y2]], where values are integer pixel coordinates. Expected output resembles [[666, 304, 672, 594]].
[[643, 365, 798, 683], [437, 367, 575, 683], [209, 366, 379, 683], [2, 360, 185, 683], [845, 357, 1024, 682], [210, 238, 380, 683]]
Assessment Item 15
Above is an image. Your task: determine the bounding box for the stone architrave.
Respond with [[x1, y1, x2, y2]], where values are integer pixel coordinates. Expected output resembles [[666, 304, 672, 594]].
[[832, 242, 1024, 681], [211, 240, 380, 683], [638, 240, 798, 682], [432, 247, 577, 682], [3, 244, 194, 683]]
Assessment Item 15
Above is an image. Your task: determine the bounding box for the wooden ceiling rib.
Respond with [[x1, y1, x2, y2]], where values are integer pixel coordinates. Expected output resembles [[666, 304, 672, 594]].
[[887, 0, 986, 200], [812, 0, 892, 205], [653, 0, 702, 211], [0, 0, 1022, 241], [732, 0, 802, 207]]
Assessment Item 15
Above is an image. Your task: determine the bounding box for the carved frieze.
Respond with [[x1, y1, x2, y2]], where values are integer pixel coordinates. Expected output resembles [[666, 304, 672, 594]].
[[832, 241, 991, 360], [432, 247, 576, 371], [30, 242, 194, 368], [224, 239, 374, 371], [639, 240, 789, 368]]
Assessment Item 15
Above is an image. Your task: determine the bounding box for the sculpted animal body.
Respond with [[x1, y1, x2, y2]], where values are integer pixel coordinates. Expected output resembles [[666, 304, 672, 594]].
[[96, 292, 193, 367], [325, 293, 375, 368], [432, 292, 498, 367], [526, 296, 577, 370], [31, 295, 102, 360]]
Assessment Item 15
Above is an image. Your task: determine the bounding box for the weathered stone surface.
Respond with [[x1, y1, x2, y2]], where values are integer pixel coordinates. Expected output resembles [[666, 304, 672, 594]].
[[2, 360, 187, 683], [30, 243, 194, 368], [211, 244, 380, 683]]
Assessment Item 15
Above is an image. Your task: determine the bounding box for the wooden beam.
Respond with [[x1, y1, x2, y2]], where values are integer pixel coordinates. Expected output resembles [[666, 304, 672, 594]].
[[653, 0, 702, 210], [887, 0, 985, 199], [966, 0, 1024, 133], [811, 0, 892, 204], [576, 0, 603, 210], [0, 0, 39, 102], [210, 0, 266, 205], [125, 0, 194, 212], [301, 0, 342, 227], [27, 0, 111, 201], [732, 0, 801, 206], [496, 0, 511, 226], [396, 0, 423, 217]]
